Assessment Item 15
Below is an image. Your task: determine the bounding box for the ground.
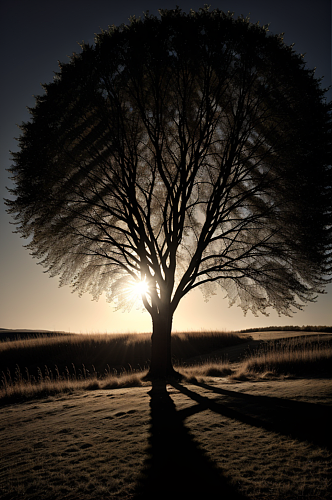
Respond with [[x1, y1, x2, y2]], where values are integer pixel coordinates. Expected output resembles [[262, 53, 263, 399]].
[[0, 332, 331, 499]]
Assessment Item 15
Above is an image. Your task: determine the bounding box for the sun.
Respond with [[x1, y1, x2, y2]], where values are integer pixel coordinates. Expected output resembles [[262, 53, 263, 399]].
[[132, 278, 149, 297], [110, 276, 151, 312]]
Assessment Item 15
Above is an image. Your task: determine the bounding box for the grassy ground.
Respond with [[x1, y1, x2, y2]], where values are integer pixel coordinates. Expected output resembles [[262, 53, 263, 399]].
[[0, 330, 331, 499], [0, 330, 246, 400], [1, 331, 331, 401], [231, 335, 332, 379], [1, 378, 331, 499]]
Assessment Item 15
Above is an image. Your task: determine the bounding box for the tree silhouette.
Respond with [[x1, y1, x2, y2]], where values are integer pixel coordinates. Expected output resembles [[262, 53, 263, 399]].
[[6, 7, 332, 378]]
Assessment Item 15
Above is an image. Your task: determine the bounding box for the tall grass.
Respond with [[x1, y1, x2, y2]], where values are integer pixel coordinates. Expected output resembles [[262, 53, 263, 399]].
[[232, 335, 332, 379], [0, 363, 148, 401], [0, 330, 246, 375], [2, 332, 330, 401], [0, 330, 245, 400]]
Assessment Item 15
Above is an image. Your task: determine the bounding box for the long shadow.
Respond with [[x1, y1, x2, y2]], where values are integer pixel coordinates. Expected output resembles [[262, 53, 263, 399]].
[[133, 380, 248, 499], [172, 381, 332, 450]]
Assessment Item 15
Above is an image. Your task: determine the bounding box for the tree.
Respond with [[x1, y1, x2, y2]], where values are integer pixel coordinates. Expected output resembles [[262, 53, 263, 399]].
[[6, 7, 332, 379]]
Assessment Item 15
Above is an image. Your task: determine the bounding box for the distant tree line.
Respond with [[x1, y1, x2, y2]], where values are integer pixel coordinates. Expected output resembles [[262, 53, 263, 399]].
[[239, 325, 332, 333]]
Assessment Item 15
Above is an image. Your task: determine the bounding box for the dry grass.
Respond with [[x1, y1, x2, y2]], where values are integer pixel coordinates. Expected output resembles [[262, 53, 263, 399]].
[[1, 330, 332, 499], [0, 330, 244, 402], [178, 334, 332, 384], [0, 365, 149, 402], [1, 380, 331, 500], [1, 332, 331, 402], [231, 335, 332, 380], [178, 360, 234, 381]]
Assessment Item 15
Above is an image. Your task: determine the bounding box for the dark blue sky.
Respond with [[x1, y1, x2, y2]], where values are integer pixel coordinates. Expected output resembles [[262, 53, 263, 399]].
[[1, 0, 331, 332]]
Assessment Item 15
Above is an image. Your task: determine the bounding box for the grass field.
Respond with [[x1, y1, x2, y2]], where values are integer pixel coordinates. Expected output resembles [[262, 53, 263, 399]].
[[0, 330, 246, 400], [231, 334, 332, 379], [1, 329, 331, 401], [0, 329, 331, 499]]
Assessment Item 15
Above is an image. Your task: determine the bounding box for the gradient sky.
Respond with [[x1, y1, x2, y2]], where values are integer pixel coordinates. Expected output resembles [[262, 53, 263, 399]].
[[1, 0, 331, 333]]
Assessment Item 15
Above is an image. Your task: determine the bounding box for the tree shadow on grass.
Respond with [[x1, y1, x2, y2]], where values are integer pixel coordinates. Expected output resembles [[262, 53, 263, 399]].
[[173, 381, 332, 451], [133, 380, 248, 499], [133, 379, 332, 499]]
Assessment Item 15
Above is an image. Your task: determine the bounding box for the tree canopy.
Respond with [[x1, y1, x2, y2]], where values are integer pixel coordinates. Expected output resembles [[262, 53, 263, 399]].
[[6, 7, 332, 377]]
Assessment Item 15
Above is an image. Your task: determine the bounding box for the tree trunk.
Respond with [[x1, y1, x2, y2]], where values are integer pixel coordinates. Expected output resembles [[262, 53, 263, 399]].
[[146, 309, 181, 380]]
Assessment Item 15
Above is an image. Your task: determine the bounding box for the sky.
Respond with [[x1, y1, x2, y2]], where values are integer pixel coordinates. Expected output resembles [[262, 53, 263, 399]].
[[1, 0, 331, 334]]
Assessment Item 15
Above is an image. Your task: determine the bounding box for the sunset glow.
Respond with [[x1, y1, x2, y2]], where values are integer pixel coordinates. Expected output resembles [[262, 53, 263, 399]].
[[131, 278, 149, 298], [1, 1, 331, 334]]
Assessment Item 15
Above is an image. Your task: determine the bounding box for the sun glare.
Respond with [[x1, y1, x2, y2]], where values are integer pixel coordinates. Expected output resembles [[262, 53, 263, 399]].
[[132, 278, 149, 297], [111, 276, 151, 312]]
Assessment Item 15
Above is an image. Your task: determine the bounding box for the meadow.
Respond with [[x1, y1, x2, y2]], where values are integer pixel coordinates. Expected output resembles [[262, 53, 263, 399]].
[[0, 330, 246, 400], [1, 329, 331, 401], [1, 329, 331, 499]]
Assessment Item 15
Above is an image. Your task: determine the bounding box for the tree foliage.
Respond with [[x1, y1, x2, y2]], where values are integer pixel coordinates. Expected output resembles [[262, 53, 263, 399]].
[[6, 7, 332, 375]]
